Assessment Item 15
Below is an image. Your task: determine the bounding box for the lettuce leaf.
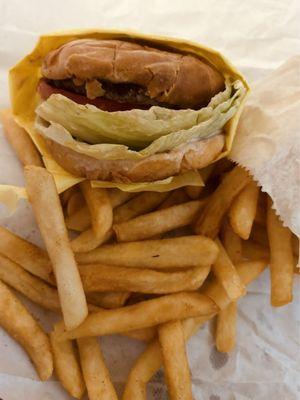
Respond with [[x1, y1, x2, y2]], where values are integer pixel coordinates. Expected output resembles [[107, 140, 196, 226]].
[[36, 80, 245, 161]]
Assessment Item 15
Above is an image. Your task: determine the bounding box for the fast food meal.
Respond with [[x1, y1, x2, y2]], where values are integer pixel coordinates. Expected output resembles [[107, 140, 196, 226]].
[[0, 29, 298, 400]]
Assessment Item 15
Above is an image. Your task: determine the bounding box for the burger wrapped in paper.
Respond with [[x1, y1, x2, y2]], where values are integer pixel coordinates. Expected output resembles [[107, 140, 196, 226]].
[[9, 29, 249, 192]]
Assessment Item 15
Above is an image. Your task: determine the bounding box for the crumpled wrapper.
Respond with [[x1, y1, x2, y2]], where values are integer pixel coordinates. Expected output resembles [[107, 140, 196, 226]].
[[230, 56, 300, 239], [0, 2, 299, 399]]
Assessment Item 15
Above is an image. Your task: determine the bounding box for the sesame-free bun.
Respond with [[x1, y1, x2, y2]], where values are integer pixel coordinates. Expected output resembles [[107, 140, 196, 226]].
[[42, 39, 225, 109], [45, 134, 224, 182]]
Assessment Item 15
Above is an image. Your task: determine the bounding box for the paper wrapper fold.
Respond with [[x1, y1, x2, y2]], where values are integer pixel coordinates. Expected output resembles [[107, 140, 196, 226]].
[[230, 56, 300, 240]]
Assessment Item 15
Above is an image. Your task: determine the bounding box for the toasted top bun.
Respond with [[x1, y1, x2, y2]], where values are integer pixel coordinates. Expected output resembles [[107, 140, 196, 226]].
[[42, 39, 224, 108]]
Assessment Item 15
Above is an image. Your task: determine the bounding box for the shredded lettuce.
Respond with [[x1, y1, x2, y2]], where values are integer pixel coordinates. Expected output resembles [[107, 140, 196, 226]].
[[36, 80, 245, 161]]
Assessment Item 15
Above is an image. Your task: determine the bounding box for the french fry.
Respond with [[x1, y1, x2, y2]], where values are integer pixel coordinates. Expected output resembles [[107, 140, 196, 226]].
[[184, 185, 202, 200], [113, 191, 168, 224], [86, 302, 156, 341], [71, 228, 113, 253], [158, 321, 193, 400], [0, 254, 60, 312], [212, 239, 246, 301], [62, 292, 218, 340], [215, 302, 237, 353], [65, 190, 134, 232], [242, 240, 270, 261], [204, 260, 268, 309], [66, 206, 91, 232], [24, 166, 88, 330], [0, 280, 53, 381], [229, 180, 259, 240], [158, 188, 190, 209], [0, 226, 53, 284], [86, 291, 130, 309], [50, 322, 85, 399], [60, 186, 78, 207], [125, 326, 157, 342], [80, 182, 112, 239], [77, 337, 118, 400], [251, 224, 299, 257], [0, 109, 43, 166], [267, 199, 294, 306], [221, 220, 242, 264], [123, 260, 267, 399], [113, 200, 206, 242], [76, 236, 219, 270], [195, 166, 251, 238], [211, 158, 234, 177], [67, 190, 85, 216], [108, 189, 135, 208], [80, 264, 210, 294], [185, 164, 214, 199]]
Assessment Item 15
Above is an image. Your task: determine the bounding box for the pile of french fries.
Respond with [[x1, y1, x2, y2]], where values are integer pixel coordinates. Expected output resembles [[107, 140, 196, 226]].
[[0, 111, 298, 399]]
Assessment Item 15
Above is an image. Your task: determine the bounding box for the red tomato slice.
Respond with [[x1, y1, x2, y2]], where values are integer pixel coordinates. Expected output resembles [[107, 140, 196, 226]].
[[37, 79, 151, 111]]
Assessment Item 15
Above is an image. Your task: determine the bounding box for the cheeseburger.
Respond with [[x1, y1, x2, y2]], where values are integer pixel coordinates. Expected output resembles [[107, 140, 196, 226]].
[[10, 31, 248, 187]]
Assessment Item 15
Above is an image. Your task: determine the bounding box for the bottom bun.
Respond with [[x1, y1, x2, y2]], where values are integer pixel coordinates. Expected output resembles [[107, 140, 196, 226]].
[[45, 134, 224, 183]]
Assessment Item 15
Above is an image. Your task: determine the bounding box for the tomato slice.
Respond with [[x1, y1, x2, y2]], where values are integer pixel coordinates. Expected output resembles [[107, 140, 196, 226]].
[[37, 79, 151, 111]]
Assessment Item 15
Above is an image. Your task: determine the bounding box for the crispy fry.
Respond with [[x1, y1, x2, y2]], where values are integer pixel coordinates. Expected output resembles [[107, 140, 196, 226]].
[[76, 236, 219, 270], [87, 291, 130, 309], [0, 280, 53, 381], [125, 327, 157, 342], [242, 240, 270, 260], [229, 180, 259, 240], [80, 182, 112, 240], [184, 185, 202, 200], [25, 166, 88, 330], [71, 228, 113, 253], [211, 158, 234, 177], [251, 223, 299, 257], [267, 199, 294, 306], [114, 200, 206, 242], [65, 190, 134, 232], [80, 264, 210, 294], [215, 302, 237, 353], [60, 186, 78, 207], [212, 239, 246, 301], [158, 321, 193, 400], [77, 337, 118, 400], [195, 166, 251, 238], [123, 260, 267, 399], [65, 206, 91, 232], [158, 188, 190, 209], [62, 292, 218, 340], [0, 226, 53, 284], [0, 109, 43, 166], [221, 220, 242, 264], [113, 191, 168, 224], [0, 254, 60, 312], [108, 189, 135, 208], [67, 191, 85, 216], [204, 260, 267, 309], [185, 165, 214, 199], [50, 322, 85, 399]]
